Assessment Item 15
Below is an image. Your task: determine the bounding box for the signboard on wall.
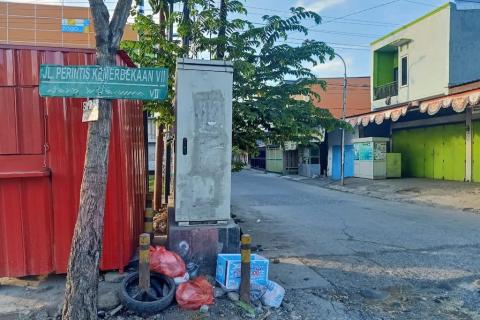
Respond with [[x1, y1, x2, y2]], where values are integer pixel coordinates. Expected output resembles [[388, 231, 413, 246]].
[[374, 142, 387, 160], [354, 142, 373, 160], [39, 65, 168, 100], [61, 19, 90, 33]]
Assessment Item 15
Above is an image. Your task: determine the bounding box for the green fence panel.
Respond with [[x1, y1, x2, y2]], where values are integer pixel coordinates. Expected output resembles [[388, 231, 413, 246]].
[[473, 121, 480, 182], [442, 123, 465, 181], [431, 125, 445, 180], [394, 127, 425, 178], [266, 148, 283, 173], [394, 123, 465, 181], [423, 127, 435, 179], [392, 129, 411, 176]]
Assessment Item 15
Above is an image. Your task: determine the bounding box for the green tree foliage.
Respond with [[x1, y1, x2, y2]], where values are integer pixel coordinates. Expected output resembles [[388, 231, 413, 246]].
[[122, 0, 344, 150]]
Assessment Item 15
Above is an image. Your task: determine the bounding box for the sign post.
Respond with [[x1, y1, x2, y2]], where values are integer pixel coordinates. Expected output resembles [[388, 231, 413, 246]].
[[39, 65, 168, 101]]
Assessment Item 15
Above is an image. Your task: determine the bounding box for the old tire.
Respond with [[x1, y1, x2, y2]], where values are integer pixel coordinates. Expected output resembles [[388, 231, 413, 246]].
[[119, 272, 175, 314]]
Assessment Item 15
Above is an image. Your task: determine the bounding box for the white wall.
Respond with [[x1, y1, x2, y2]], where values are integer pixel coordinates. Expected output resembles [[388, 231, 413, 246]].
[[371, 5, 451, 110]]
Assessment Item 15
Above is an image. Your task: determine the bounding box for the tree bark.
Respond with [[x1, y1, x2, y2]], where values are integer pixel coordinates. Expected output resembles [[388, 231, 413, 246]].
[[182, 0, 191, 53], [153, 4, 167, 211], [62, 0, 132, 319], [153, 124, 164, 211], [217, 0, 227, 59]]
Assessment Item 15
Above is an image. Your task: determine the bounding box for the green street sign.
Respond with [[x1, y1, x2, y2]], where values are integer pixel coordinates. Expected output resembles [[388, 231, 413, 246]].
[[39, 65, 168, 100]]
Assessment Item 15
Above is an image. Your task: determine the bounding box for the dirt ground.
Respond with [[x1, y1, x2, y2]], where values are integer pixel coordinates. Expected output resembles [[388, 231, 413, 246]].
[[0, 273, 314, 320], [289, 175, 480, 213]]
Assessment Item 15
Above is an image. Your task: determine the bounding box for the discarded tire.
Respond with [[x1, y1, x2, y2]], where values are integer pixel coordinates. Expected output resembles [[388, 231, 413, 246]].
[[119, 272, 176, 314]]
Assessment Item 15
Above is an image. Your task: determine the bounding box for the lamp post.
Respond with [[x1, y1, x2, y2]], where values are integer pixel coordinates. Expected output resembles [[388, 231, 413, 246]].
[[335, 53, 347, 186]]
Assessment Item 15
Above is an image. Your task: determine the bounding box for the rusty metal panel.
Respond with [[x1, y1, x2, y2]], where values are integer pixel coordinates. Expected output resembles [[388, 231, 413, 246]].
[[15, 49, 40, 86], [0, 88, 17, 154], [16, 87, 45, 154], [0, 87, 44, 155], [0, 177, 53, 277], [0, 48, 15, 85], [0, 44, 146, 276]]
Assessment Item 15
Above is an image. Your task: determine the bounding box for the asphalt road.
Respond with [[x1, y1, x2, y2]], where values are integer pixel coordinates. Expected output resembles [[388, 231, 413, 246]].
[[231, 170, 480, 320]]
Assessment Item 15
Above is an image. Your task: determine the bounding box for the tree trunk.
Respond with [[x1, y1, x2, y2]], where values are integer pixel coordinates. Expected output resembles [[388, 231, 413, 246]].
[[153, 124, 164, 211], [62, 96, 114, 320], [217, 0, 227, 59], [153, 4, 167, 211], [62, 0, 132, 318], [182, 0, 191, 53]]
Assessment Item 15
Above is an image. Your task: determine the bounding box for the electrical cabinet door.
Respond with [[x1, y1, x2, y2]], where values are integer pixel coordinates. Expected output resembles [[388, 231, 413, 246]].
[[174, 59, 233, 223]]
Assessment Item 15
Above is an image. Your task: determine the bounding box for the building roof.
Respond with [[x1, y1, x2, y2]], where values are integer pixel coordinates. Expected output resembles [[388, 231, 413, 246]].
[[310, 77, 371, 118]]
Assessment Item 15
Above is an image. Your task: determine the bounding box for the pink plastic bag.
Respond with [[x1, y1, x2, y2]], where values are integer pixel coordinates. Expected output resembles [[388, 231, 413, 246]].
[[175, 277, 215, 310], [149, 246, 186, 278]]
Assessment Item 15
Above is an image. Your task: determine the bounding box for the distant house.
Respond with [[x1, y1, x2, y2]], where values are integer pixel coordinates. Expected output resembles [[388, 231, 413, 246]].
[[370, 2, 480, 110], [312, 78, 371, 179], [256, 77, 371, 177], [347, 2, 480, 182]]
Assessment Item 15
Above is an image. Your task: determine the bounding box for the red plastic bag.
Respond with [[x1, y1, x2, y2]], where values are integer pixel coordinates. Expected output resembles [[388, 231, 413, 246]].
[[149, 246, 186, 278], [175, 277, 215, 310]]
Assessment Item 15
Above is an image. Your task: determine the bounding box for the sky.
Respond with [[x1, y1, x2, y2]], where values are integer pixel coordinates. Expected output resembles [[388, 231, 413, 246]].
[[4, 0, 448, 77], [240, 0, 447, 77]]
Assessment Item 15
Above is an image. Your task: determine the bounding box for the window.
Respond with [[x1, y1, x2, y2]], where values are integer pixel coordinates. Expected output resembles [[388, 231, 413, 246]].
[[401, 56, 408, 86]]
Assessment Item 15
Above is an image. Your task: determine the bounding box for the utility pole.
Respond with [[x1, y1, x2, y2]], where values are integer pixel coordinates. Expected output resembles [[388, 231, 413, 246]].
[[182, 0, 191, 54], [335, 53, 347, 186], [217, 0, 227, 59]]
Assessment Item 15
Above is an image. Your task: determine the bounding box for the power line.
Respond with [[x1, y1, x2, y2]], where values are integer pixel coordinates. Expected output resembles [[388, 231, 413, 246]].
[[323, 0, 401, 24], [231, 3, 402, 27], [248, 22, 380, 40], [402, 0, 437, 7], [240, 8, 401, 28]]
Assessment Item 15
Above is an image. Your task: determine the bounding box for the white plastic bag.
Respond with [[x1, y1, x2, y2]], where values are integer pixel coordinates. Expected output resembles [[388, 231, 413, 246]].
[[260, 280, 285, 308], [174, 272, 190, 284]]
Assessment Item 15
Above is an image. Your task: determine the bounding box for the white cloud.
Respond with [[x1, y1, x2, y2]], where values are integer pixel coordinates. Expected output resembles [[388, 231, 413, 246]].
[[295, 0, 346, 13], [310, 57, 351, 78]]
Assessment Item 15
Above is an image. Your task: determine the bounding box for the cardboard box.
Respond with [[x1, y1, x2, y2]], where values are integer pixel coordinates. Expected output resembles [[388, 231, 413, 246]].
[[215, 254, 269, 290]]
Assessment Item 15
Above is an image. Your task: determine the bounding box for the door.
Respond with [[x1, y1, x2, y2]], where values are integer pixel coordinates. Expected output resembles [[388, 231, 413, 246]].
[[393, 123, 465, 181], [442, 123, 465, 181], [284, 150, 299, 174], [266, 147, 284, 173], [0, 86, 53, 277], [174, 60, 233, 222], [473, 121, 480, 182], [331, 145, 354, 180]]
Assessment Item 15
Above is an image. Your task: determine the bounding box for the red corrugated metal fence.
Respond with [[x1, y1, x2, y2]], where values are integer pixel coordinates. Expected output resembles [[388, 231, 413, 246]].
[[0, 45, 146, 277]]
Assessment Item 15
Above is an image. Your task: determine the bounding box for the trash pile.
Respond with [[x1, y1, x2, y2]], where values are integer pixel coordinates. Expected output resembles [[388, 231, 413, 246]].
[[119, 246, 285, 316], [119, 246, 214, 315], [215, 253, 285, 309], [152, 209, 168, 235]]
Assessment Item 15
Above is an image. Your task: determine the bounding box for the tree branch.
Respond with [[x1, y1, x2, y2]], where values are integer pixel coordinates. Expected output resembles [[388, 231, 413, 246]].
[[89, 0, 110, 45], [110, 0, 134, 49]]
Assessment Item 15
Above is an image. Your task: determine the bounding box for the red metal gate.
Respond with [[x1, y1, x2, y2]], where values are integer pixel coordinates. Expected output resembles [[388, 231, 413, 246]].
[[0, 45, 146, 277]]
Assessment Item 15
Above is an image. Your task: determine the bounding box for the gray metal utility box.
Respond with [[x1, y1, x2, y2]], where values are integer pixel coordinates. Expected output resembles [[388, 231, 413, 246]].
[[174, 58, 234, 223]]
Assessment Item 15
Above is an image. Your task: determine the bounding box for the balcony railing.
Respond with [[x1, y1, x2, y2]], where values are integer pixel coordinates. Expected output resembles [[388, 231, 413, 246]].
[[373, 81, 398, 100]]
